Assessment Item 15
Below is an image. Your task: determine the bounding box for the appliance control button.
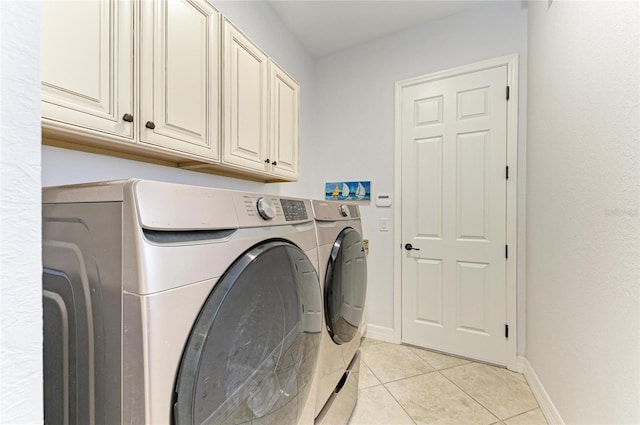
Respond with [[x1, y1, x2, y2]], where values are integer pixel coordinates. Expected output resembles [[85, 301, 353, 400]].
[[338, 204, 349, 217], [256, 197, 277, 220]]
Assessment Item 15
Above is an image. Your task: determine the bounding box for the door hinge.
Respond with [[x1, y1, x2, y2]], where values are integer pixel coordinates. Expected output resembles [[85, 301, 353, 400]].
[[506, 86, 510, 101], [506, 165, 509, 180], [505, 324, 509, 339], [505, 245, 508, 259]]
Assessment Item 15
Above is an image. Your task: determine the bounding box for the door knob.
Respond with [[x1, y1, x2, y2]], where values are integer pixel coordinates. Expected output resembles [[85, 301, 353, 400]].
[[264, 158, 271, 164], [145, 121, 156, 130], [404, 243, 420, 251], [272, 161, 277, 166], [122, 113, 134, 122]]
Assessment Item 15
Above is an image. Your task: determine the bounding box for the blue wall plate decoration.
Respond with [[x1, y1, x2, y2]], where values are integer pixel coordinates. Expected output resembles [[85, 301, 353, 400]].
[[325, 181, 371, 201]]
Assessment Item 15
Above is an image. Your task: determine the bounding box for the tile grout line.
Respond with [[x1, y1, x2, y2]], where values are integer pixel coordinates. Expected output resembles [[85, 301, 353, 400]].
[[361, 340, 544, 424], [361, 342, 437, 385], [439, 361, 542, 423], [358, 356, 418, 425], [500, 406, 548, 424], [380, 379, 418, 425], [438, 364, 502, 424]]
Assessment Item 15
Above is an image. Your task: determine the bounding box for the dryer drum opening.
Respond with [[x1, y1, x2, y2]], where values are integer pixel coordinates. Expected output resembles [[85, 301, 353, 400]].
[[324, 227, 367, 345]]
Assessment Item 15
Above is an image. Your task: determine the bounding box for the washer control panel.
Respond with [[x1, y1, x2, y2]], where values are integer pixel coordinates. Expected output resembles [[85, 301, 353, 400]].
[[281, 199, 308, 221], [234, 193, 312, 227], [256, 197, 277, 220]]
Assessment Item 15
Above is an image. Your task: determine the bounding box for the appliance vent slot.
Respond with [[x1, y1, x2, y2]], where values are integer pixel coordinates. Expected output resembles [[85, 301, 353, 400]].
[[143, 228, 236, 244]]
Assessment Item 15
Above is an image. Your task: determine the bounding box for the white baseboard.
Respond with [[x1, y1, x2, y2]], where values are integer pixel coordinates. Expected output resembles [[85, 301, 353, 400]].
[[516, 355, 526, 373], [362, 324, 395, 343], [522, 358, 565, 425]]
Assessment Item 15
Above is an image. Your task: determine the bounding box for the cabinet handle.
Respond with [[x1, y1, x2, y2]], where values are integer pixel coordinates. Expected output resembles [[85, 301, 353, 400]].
[[264, 159, 270, 164], [272, 161, 277, 166], [145, 121, 156, 130], [122, 113, 134, 123]]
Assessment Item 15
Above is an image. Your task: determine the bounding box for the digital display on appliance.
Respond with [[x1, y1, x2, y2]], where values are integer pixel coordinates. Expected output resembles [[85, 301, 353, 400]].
[[280, 199, 308, 221], [347, 205, 359, 218]]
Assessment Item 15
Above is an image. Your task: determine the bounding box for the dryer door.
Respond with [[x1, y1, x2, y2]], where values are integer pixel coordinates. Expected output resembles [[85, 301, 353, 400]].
[[324, 227, 367, 345], [174, 240, 322, 425]]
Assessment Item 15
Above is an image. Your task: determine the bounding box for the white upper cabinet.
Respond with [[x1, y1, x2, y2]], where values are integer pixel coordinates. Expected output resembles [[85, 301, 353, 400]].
[[221, 21, 300, 180], [41, 3, 300, 181], [222, 19, 270, 173], [41, 0, 133, 138], [269, 61, 299, 180], [139, 0, 220, 160]]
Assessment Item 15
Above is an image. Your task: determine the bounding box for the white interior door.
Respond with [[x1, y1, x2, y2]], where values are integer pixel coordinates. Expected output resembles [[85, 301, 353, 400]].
[[400, 65, 509, 365]]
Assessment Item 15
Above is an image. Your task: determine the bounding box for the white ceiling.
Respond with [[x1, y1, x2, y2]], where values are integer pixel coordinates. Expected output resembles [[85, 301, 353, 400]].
[[267, 0, 489, 58]]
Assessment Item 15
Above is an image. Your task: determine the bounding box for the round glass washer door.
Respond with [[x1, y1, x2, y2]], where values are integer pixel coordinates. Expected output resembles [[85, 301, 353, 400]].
[[174, 240, 322, 425], [324, 227, 367, 345]]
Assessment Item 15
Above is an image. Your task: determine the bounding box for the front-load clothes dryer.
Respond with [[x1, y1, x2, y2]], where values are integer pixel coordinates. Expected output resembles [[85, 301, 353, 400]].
[[42, 179, 323, 425], [311, 200, 367, 425]]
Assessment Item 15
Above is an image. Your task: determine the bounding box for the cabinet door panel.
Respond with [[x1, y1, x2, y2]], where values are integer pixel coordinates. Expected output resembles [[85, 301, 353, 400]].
[[140, 0, 220, 160], [270, 62, 299, 180], [41, 0, 133, 138], [223, 20, 269, 172]]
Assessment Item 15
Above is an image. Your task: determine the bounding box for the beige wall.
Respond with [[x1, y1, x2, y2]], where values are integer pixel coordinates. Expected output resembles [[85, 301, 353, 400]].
[[311, 1, 528, 350], [526, 1, 640, 423]]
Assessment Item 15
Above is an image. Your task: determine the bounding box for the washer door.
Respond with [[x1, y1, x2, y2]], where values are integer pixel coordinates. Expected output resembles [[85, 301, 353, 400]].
[[324, 227, 367, 345], [174, 240, 322, 425]]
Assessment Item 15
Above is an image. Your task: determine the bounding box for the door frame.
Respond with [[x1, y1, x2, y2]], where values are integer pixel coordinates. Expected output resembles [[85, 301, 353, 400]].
[[393, 54, 519, 370]]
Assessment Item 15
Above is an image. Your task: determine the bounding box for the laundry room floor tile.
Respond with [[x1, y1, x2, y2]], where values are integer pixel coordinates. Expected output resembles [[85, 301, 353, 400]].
[[348, 385, 414, 425], [441, 362, 539, 420], [359, 342, 434, 383], [385, 372, 498, 425], [360, 337, 383, 348], [358, 361, 382, 389], [349, 341, 548, 425], [504, 408, 548, 425], [407, 346, 471, 370]]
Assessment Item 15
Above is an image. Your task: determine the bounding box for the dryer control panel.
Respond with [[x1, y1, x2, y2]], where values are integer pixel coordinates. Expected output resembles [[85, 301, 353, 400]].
[[311, 200, 360, 222]]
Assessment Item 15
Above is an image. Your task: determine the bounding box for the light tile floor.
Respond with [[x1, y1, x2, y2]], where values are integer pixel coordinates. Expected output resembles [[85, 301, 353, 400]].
[[348, 338, 548, 425]]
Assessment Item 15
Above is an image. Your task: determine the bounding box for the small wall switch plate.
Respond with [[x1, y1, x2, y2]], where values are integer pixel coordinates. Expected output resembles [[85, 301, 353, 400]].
[[379, 218, 389, 232]]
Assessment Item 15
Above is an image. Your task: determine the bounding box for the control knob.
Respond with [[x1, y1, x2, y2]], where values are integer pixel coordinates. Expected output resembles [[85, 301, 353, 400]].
[[338, 204, 349, 217], [256, 197, 276, 220]]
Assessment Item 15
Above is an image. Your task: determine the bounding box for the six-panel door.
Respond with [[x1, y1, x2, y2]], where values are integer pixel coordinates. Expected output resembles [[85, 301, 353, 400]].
[[401, 65, 509, 365]]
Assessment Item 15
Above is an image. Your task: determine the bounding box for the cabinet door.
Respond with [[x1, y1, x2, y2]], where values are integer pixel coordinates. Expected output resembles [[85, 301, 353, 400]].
[[222, 20, 269, 172], [269, 61, 299, 180], [139, 0, 220, 161], [41, 0, 133, 139]]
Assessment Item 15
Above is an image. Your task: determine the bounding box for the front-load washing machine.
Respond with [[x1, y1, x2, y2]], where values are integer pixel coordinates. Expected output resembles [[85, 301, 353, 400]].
[[311, 200, 367, 425], [42, 179, 323, 425]]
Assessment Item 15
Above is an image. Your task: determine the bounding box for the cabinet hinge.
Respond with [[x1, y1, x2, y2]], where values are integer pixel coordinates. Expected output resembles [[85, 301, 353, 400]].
[[506, 86, 510, 101], [505, 245, 508, 259], [505, 324, 510, 339], [506, 165, 509, 180]]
